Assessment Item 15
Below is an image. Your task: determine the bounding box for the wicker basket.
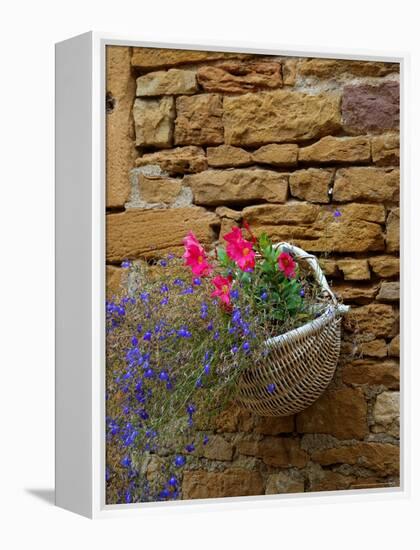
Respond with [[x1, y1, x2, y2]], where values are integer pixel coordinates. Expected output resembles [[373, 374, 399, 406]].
[[236, 243, 349, 417]]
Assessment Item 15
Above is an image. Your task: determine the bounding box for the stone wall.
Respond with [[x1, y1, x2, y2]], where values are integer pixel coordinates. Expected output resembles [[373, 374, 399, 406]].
[[106, 46, 400, 497]]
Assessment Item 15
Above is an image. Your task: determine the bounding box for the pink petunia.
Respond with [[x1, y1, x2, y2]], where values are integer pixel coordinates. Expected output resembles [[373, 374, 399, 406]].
[[278, 252, 296, 279], [211, 275, 232, 307], [183, 231, 212, 277], [223, 227, 256, 272]]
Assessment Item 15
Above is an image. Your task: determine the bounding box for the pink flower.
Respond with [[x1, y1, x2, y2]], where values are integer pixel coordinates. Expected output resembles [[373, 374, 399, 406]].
[[278, 252, 296, 279], [223, 227, 256, 272], [183, 231, 212, 277], [211, 275, 232, 307]]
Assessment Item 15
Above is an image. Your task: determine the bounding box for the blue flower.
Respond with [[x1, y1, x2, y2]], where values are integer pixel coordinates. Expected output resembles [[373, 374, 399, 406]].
[[159, 489, 170, 499], [143, 331, 152, 341], [185, 443, 195, 453], [243, 341, 250, 352], [144, 368, 154, 379], [131, 336, 138, 346], [121, 455, 131, 468], [193, 278, 202, 286], [174, 455, 186, 468], [168, 476, 178, 487], [160, 259, 168, 267], [181, 286, 194, 295], [140, 292, 150, 302], [203, 435, 209, 445], [195, 377, 203, 388], [173, 278, 184, 286], [137, 324, 142, 333], [333, 209, 342, 218], [177, 327, 192, 338], [121, 260, 131, 269], [267, 383, 276, 394], [159, 371, 169, 381], [203, 363, 211, 375], [160, 296, 169, 306], [160, 284, 169, 293], [231, 345, 238, 354], [260, 290, 268, 301], [230, 289, 239, 300], [186, 403, 196, 415], [300, 288, 305, 297]]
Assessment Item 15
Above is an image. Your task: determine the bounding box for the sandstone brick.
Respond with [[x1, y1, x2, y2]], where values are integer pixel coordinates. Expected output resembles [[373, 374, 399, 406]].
[[248, 203, 385, 254], [332, 283, 379, 304], [342, 359, 399, 389], [299, 136, 371, 164], [289, 169, 333, 203], [197, 61, 282, 93], [175, 94, 223, 145], [215, 403, 254, 433], [308, 470, 355, 492], [342, 82, 399, 134], [333, 167, 399, 203], [106, 265, 125, 299], [318, 258, 339, 277], [265, 472, 304, 495], [106, 46, 137, 208], [135, 146, 207, 175], [312, 442, 399, 476], [201, 435, 234, 461], [296, 387, 368, 439], [349, 477, 399, 490], [134, 174, 183, 205], [345, 303, 396, 339], [207, 145, 252, 167], [372, 133, 399, 166], [133, 96, 175, 147], [182, 469, 264, 499], [373, 391, 399, 428], [243, 202, 319, 225], [106, 207, 218, 262], [215, 206, 242, 221], [278, 59, 295, 86], [254, 415, 295, 435], [337, 203, 386, 224], [386, 208, 400, 253], [298, 59, 399, 79], [369, 255, 400, 278], [223, 90, 341, 146], [136, 69, 198, 97], [252, 144, 298, 167], [238, 437, 309, 468], [360, 339, 388, 358], [131, 48, 255, 70], [377, 281, 400, 302], [185, 169, 288, 206], [336, 259, 370, 281], [388, 335, 400, 357]]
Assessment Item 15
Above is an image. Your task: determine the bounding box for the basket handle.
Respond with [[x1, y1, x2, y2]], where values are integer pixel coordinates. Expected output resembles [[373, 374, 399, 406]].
[[273, 242, 349, 314]]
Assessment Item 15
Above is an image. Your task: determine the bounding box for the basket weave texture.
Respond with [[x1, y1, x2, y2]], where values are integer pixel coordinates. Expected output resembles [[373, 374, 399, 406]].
[[236, 243, 349, 417]]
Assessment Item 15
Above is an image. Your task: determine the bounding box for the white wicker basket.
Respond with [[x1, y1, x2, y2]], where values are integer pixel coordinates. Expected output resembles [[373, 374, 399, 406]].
[[236, 243, 349, 417]]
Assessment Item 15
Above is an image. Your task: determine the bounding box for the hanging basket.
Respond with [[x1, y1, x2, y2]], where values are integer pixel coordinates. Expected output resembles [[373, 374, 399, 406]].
[[236, 243, 349, 417]]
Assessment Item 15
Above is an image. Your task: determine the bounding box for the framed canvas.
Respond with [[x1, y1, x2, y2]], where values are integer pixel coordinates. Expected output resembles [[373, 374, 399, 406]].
[[55, 32, 407, 518]]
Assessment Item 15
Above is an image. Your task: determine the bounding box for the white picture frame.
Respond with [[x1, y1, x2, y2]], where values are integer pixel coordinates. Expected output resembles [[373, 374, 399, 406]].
[[55, 31, 408, 519]]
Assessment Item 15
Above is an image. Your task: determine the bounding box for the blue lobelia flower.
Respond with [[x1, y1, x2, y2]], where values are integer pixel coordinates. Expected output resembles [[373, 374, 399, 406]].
[[267, 383, 276, 394], [174, 455, 186, 468]]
